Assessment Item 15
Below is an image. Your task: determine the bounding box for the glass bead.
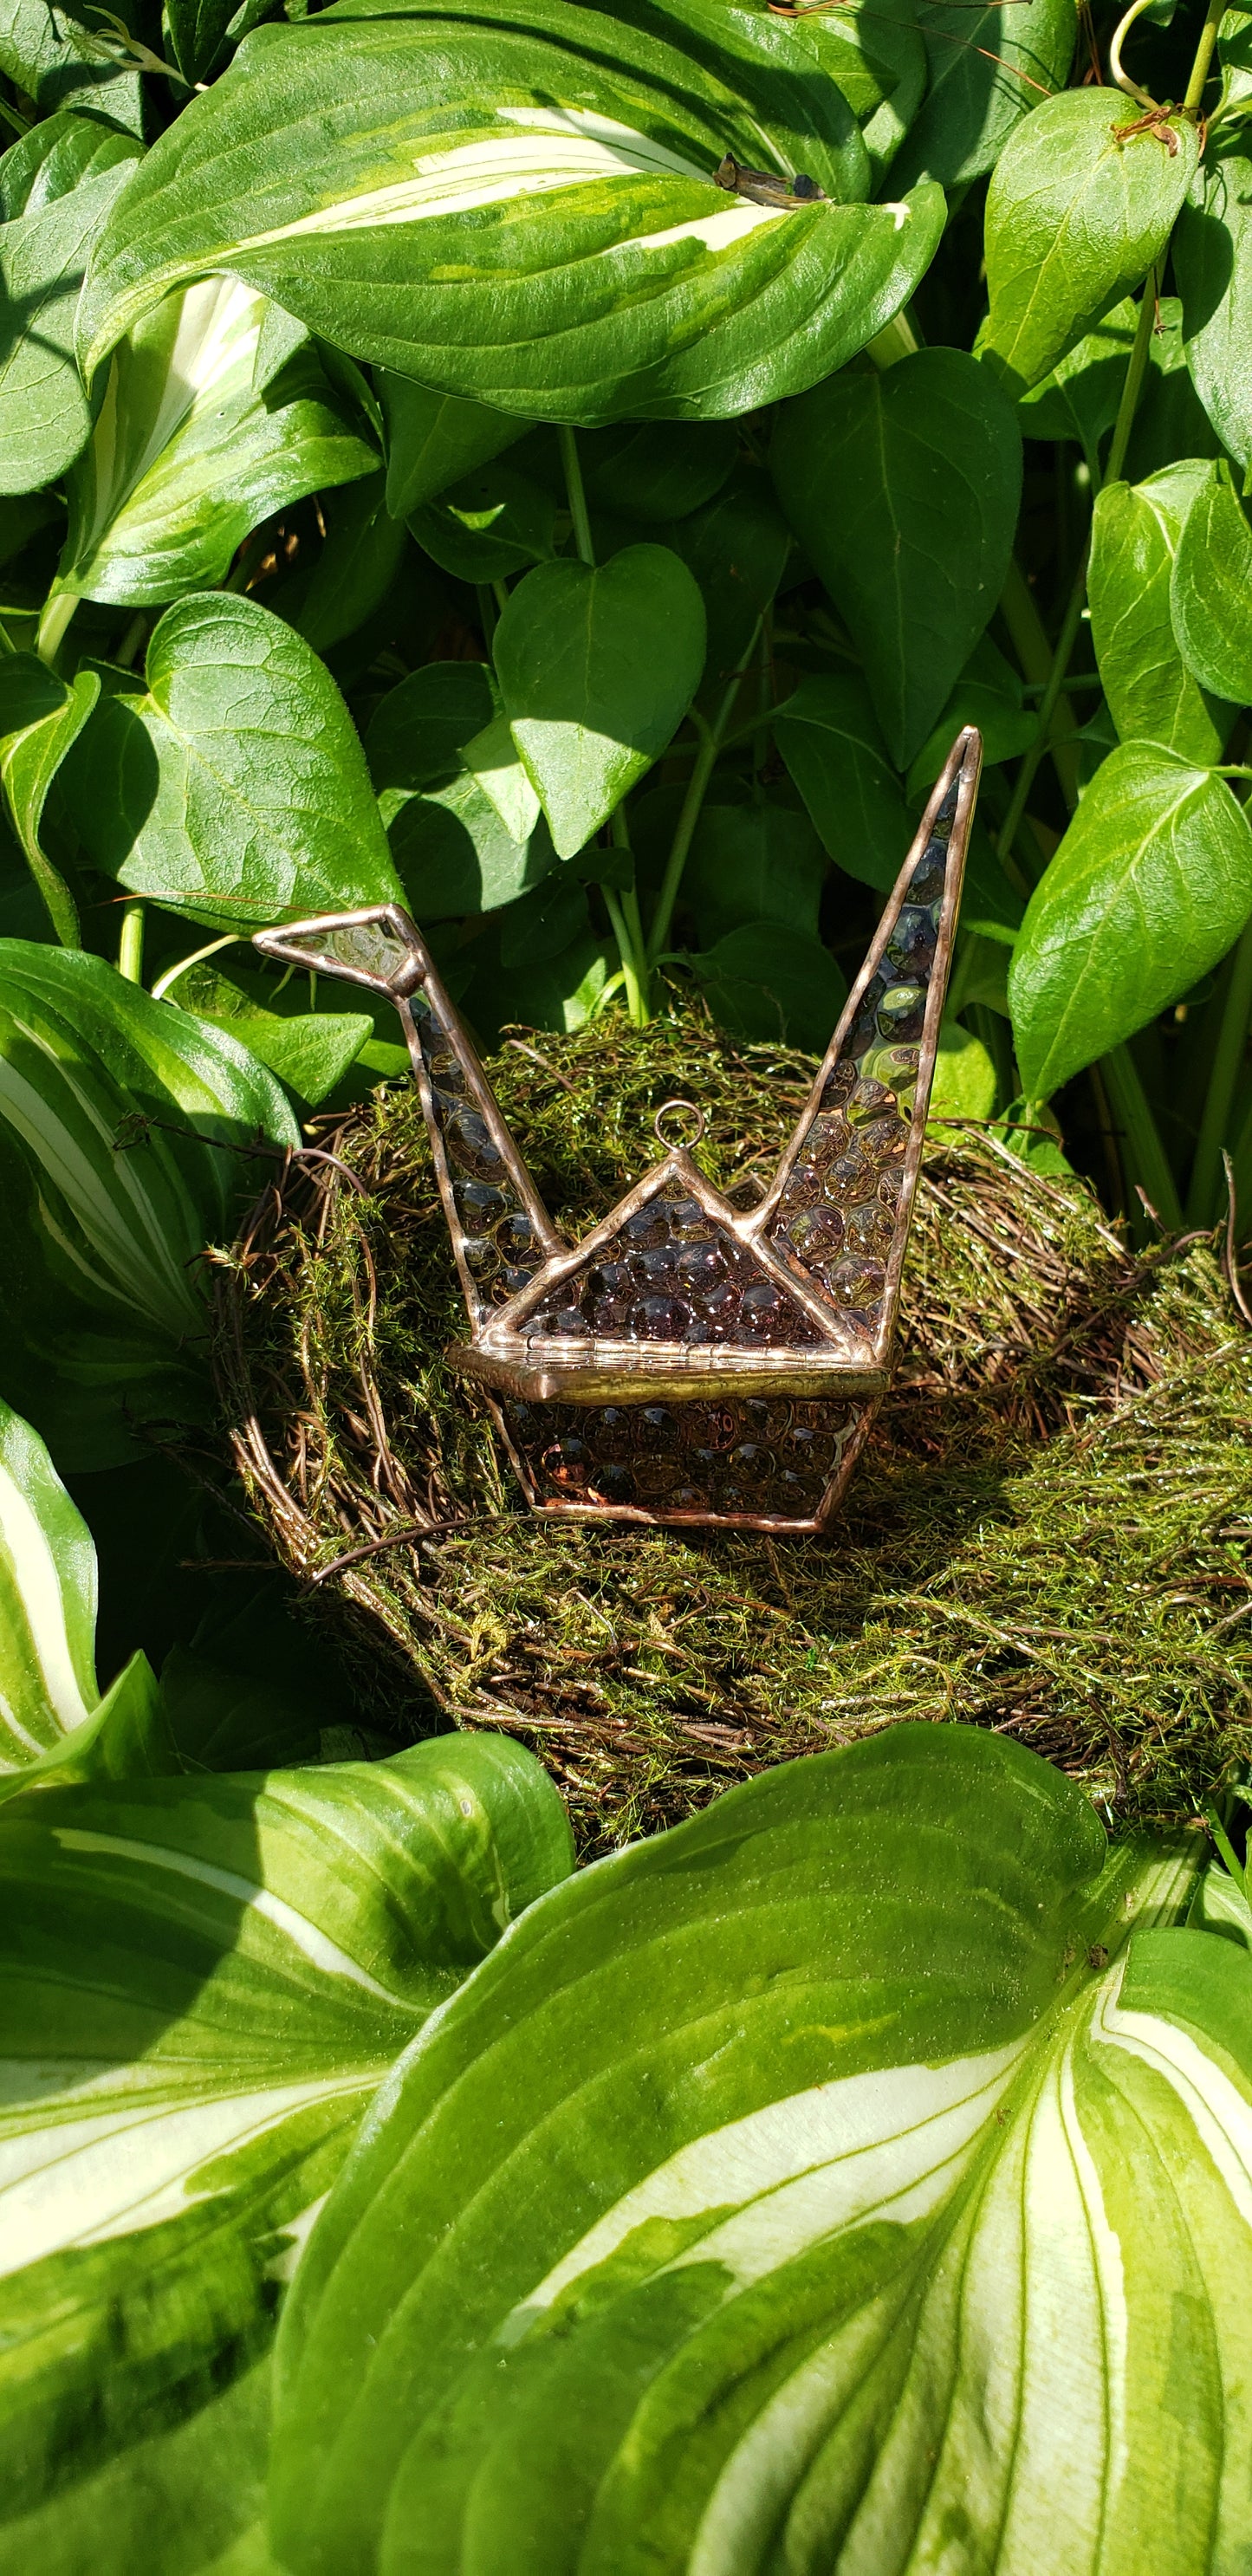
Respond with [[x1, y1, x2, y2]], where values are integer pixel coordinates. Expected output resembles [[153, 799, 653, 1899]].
[[590, 1462, 635, 1505], [633, 1294, 691, 1340], [640, 1405, 681, 1447], [462, 1235, 500, 1278], [825, 1256, 886, 1307], [455, 1179, 506, 1222], [594, 1407, 638, 1460], [620, 1204, 671, 1251], [667, 1196, 716, 1241]]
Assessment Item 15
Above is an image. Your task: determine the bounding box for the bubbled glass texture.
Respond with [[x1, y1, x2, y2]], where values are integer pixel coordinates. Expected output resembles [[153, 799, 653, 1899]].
[[767, 779, 957, 1338], [313, 918, 416, 988], [412, 990, 547, 1325], [520, 1179, 822, 1352], [504, 1392, 865, 1522]]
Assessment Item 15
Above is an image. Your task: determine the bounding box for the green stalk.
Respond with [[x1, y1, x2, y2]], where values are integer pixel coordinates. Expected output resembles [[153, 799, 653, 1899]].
[[997, 560, 1081, 808], [647, 619, 763, 968], [995, 545, 1092, 861], [1184, 0, 1227, 111], [117, 901, 146, 985], [1185, 915, 1252, 1225], [1101, 1043, 1184, 1230], [151, 932, 241, 1001], [36, 590, 78, 668], [601, 886, 646, 1026], [558, 425, 595, 568]]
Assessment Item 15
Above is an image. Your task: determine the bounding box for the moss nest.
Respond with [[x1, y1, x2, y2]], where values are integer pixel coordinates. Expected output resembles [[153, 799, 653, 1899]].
[[213, 1014, 1252, 1853]]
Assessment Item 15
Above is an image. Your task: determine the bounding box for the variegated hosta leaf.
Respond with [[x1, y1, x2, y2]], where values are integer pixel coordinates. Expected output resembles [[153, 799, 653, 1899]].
[[79, 0, 947, 425], [0, 942, 298, 1467], [49, 276, 378, 612], [0, 1733, 574, 2555], [270, 1725, 1252, 2575]]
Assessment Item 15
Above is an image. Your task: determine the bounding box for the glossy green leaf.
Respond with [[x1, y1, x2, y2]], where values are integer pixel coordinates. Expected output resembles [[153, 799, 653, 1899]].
[[802, 0, 925, 182], [1017, 295, 1138, 470], [410, 459, 557, 584], [270, 1723, 1251, 2576], [684, 802, 827, 946], [665, 464, 793, 700], [929, 1013, 998, 1119], [387, 770, 555, 919], [495, 548, 706, 859], [693, 918, 847, 1048], [0, 652, 99, 944], [905, 633, 1035, 794], [367, 663, 498, 796], [0, 0, 142, 132], [60, 595, 403, 933], [1089, 461, 1231, 762], [0, 1392, 96, 1775], [0, 1731, 573, 2544], [1176, 145, 1252, 468], [461, 716, 542, 847], [981, 91, 1197, 399], [578, 421, 737, 524], [50, 276, 377, 612], [1170, 462, 1252, 704], [284, 472, 409, 655], [0, 940, 297, 1466], [380, 374, 529, 517], [0, 165, 133, 496], [80, 0, 947, 425], [0, 106, 141, 219], [773, 670, 907, 894], [172, 967, 373, 1106], [1188, 1858, 1252, 1949], [894, 0, 1075, 189], [1009, 743, 1252, 1095], [772, 348, 1022, 767]]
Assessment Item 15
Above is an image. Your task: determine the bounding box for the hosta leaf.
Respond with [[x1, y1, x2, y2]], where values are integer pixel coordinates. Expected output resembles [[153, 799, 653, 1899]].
[[0, 165, 133, 497], [79, 0, 946, 425], [59, 595, 404, 932], [0, 652, 100, 944], [0, 941, 297, 1466], [0, 1732, 573, 2546], [1170, 462, 1252, 704], [802, 0, 926, 184], [772, 347, 1022, 767], [495, 548, 707, 859], [270, 1724, 1251, 2576], [894, 0, 1076, 190], [1009, 743, 1252, 1096], [773, 670, 907, 894], [1176, 144, 1252, 468], [0, 1393, 96, 1769], [0, 107, 141, 219], [980, 91, 1197, 399], [49, 276, 377, 612], [1089, 461, 1231, 762]]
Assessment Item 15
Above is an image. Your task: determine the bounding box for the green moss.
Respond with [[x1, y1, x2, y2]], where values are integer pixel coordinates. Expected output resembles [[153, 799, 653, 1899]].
[[215, 1015, 1251, 1853]]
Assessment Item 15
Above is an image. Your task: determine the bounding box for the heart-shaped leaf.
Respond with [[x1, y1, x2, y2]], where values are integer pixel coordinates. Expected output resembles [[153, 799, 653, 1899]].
[[379, 374, 529, 516], [1009, 742, 1252, 1095], [773, 670, 907, 892], [981, 89, 1197, 397], [1170, 462, 1252, 704], [60, 594, 403, 931], [0, 165, 133, 497], [1089, 461, 1230, 761], [495, 547, 706, 858], [772, 348, 1022, 767], [80, 0, 946, 425], [0, 652, 99, 943], [269, 1724, 1251, 2576]]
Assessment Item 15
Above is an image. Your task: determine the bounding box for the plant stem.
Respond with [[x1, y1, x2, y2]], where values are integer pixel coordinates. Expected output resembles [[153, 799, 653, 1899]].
[[36, 590, 78, 667], [476, 584, 498, 651], [1105, 266, 1158, 486], [117, 901, 145, 984], [116, 612, 148, 672], [997, 560, 1081, 807], [601, 887, 646, 1025], [1184, 0, 1227, 111], [647, 620, 763, 967], [151, 931, 241, 1001], [1102, 1043, 1184, 1230], [558, 426, 595, 568], [866, 309, 920, 369], [1185, 914, 1252, 1224]]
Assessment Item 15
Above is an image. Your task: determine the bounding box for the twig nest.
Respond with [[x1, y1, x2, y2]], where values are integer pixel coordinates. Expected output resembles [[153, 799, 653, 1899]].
[[213, 1016, 1250, 1852]]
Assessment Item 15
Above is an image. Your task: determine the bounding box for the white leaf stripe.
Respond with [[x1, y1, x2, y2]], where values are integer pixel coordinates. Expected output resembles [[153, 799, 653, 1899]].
[[0, 1412, 94, 1753], [1093, 1967, 1252, 2229], [0, 2072, 373, 2275], [52, 1827, 417, 2005]]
